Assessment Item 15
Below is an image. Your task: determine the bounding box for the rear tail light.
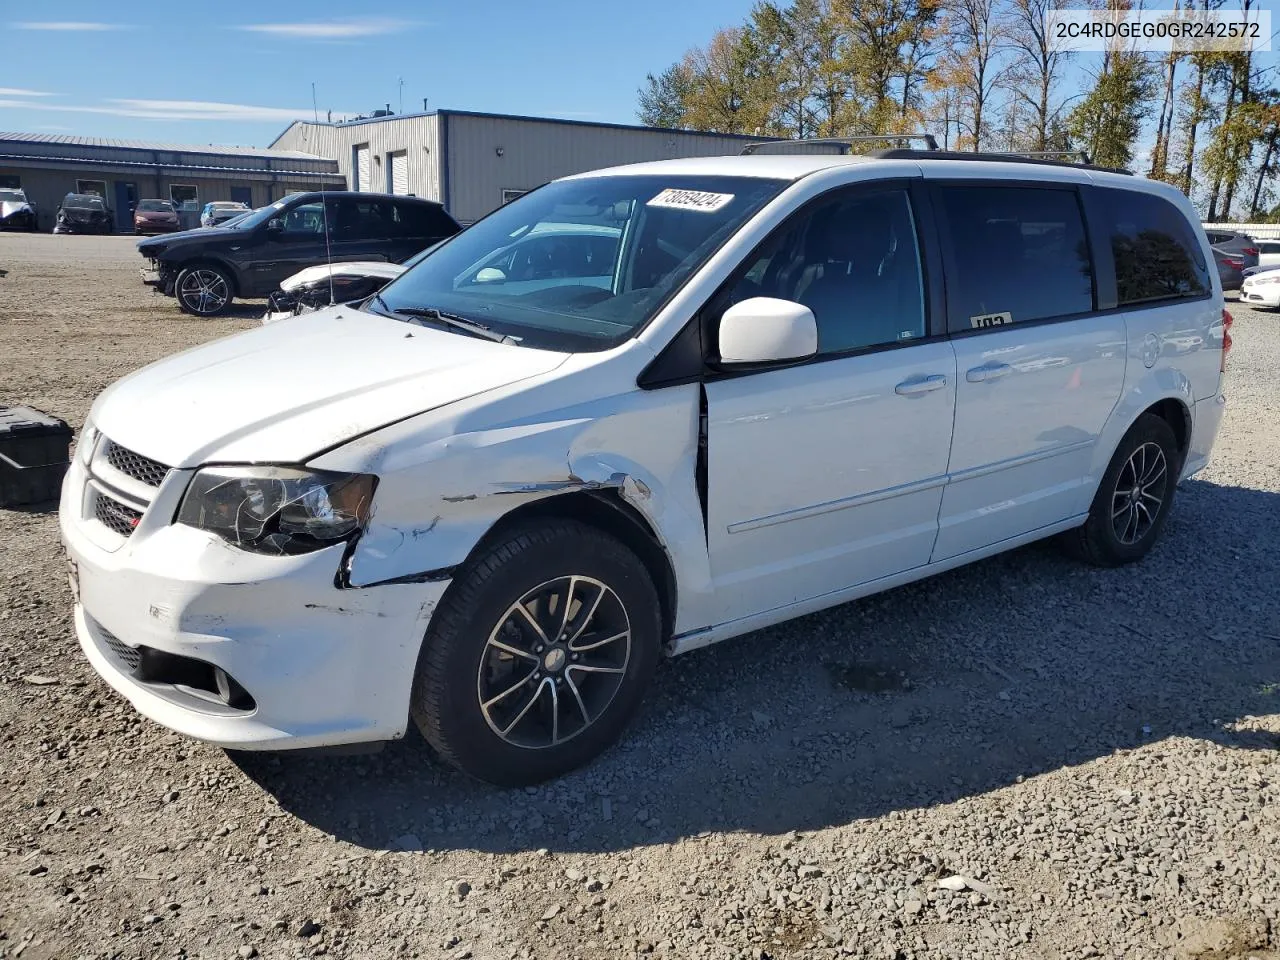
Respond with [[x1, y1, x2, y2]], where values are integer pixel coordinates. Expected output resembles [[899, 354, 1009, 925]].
[[1223, 257, 1244, 268], [1221, 308, 1233, 373], [1242, 247, 1258, 257]]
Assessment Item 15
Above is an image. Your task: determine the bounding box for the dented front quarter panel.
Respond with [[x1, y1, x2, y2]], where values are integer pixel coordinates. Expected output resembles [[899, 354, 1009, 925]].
[[310, 344, 716, 635]]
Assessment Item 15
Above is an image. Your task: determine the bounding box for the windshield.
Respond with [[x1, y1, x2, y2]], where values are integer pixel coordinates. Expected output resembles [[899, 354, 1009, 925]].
[[370, 174, 786, 351], [64, 195, 104, 210], [136, 200, 173, 212], [0, 189, 26, 203], [227, 198, 291, 230]]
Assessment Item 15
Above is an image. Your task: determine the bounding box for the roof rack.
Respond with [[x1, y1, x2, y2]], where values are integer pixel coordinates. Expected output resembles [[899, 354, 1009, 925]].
[[869, 147, 1131, 175], [740, 134, 939, 155]]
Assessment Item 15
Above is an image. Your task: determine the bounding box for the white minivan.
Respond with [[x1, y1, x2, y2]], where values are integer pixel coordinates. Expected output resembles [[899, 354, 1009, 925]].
[[61, 149, 1230, 785]]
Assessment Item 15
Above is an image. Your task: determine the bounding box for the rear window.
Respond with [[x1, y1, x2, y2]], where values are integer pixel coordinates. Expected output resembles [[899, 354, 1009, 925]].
[[395, 201, 460, 239], [938, 185, 1093, 330], [1098, 189, 1209, 306]]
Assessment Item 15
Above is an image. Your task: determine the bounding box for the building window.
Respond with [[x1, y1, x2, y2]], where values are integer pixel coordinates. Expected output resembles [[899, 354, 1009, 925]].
[[0, 174, 20, 189], [501, 189, 527, 204], [76, 179, 107, 198], [169, 184, 198, 208]]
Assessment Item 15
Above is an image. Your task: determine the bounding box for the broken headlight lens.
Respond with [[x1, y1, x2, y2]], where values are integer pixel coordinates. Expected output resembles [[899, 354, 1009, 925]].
[[176, 467, 376, 554]]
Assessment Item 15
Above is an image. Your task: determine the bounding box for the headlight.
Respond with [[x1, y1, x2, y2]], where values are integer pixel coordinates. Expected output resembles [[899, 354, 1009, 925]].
[[1251, 275, 1280, 285], [77, 422, 99, 465], [176, 467, 376, 554]]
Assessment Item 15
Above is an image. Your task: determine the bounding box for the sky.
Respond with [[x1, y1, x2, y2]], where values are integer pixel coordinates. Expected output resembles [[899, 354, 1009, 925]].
[[0, 0, 754, 147]]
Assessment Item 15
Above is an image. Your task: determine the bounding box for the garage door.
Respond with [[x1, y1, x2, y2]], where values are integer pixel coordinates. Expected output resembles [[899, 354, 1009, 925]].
[[389, 151, 409, 195], [353, 144, 370, 192]]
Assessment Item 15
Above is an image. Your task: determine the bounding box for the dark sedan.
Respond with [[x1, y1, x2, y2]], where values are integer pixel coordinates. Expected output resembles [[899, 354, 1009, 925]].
[[0, 188, 37, 231], [53, 193, 113, 235], [133, 199, 182, 236], [137, 191, 461, 316]]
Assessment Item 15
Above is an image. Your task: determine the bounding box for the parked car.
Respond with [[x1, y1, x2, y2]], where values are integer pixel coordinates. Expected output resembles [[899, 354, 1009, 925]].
[[132, 199, 181, 236], [1216, 253, 1246, 292], [53, 193, 112, 234], [1206, 229, 1258, 290], [65, 153, 1229, 785], [200, 201, 251, 228], [263, 256, 419, 323], [1253, 238, 1280, 270], [136, 192, 461, 316], [1239, 266, 1280, 307], [0, 187, 37, 231]]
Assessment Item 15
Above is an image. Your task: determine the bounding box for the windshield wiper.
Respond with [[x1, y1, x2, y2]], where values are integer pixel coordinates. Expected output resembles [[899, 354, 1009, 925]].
[[369, 294, 518, 344]]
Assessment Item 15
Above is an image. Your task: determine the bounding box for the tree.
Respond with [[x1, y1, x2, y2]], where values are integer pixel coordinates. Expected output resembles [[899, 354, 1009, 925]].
[[637, 63, 695, 128], [1068, 48, 1155, 169], [1002, 0, 1073, 153], [938, 0, 1006, 151]]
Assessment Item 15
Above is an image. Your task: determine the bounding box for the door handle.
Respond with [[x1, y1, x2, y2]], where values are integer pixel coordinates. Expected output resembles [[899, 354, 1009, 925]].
[[894, 374, 949, 396], [966, 362, 1012, 383]]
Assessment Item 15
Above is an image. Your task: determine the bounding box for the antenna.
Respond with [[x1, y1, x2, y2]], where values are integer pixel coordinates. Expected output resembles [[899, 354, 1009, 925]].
[[320, 183, 336, 307], [311, 82, 318, 123], [398, 77, 405, 116]]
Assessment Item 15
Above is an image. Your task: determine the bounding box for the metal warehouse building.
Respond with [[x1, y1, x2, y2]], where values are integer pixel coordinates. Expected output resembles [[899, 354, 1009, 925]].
[[0, 132, 343, 233], [270, 110, 765, 224]]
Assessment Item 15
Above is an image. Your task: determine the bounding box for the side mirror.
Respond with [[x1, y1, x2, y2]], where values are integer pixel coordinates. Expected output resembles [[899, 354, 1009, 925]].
[[474, 267, 506, 284], [717, 297, 818, 365], [266, 218, 284, 234]]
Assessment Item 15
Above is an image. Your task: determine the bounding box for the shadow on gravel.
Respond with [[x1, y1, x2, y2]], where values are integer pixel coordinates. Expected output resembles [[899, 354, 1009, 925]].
[[234, 478, 1280, 855]]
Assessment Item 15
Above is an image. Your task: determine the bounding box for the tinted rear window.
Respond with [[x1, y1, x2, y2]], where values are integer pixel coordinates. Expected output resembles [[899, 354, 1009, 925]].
[[395, 201, 460, 239], [939, 185, 1093, 330], [1098, 189, 1209, 306]]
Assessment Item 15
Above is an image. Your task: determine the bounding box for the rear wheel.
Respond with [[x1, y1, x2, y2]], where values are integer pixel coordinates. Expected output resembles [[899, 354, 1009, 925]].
[[411, 520, 661, 786], [175, 264, 233, 317], [1064, 413, 1180, 567]]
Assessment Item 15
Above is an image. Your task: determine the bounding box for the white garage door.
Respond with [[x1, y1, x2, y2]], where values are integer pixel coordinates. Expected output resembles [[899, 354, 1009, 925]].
[[353, 144, 370, 192], [389, 151, 409, 195]]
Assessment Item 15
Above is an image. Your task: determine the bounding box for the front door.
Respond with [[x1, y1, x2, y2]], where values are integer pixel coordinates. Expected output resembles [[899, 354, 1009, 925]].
[[703, 184, 958, 622], [930, 182, 1126, 561], [250, 199, 330, 295], [113, 181, 137, 232]]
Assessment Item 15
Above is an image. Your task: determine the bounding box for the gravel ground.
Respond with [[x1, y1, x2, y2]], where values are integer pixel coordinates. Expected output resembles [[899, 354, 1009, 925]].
[[1, 234, 1278, 960]]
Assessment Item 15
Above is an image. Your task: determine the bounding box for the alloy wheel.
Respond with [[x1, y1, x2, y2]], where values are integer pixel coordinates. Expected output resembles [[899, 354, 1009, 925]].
[[178, 269, 229, 315], [477, 575, 631, 750], [1111, 441, 1167, 545]]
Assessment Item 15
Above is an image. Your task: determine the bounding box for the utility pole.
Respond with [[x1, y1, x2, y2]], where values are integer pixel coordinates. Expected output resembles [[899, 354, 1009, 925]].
[[311, 82, 318, 122]]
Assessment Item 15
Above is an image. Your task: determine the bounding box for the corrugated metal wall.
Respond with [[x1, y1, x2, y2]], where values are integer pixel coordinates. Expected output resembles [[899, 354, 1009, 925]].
[[442, 114, 754, 223], [1202, 221, 1280, 240], [272, 116, 442, 200]]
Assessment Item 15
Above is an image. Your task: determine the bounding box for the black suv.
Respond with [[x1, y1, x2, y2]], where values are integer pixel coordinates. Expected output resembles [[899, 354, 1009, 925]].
[[137, 192, 461, 316]]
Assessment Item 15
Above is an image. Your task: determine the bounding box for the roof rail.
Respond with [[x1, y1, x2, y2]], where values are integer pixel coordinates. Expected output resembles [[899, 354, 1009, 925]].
[[869, 147, 1131, 175], [740, 134, 939, 156]]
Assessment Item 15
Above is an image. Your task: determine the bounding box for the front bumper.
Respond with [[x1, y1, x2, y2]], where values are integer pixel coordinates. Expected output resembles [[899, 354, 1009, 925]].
[[59, 457, 448, 750], [1239, 285, 1280, 307]]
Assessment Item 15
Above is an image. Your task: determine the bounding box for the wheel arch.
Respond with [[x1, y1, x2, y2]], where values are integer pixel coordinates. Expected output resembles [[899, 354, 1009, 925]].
[[460, 490, 678, 644]]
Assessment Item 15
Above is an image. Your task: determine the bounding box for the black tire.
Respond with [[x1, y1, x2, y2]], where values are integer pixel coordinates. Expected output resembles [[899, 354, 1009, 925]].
[[411, 519, 662, 786], [174, 263, 234, 317], [1063, 413, 1180, 567]]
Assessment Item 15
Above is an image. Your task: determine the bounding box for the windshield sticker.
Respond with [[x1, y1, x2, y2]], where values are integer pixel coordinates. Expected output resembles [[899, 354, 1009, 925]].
[[970, 311, 1013, 329], [647, 189, 735, 212]]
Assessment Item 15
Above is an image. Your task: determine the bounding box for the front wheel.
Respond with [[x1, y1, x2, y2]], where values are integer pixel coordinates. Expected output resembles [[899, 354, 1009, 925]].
[[175, 264, 233, 316], [411, 520, 662, 786], [1063, 413, 1180, 567]]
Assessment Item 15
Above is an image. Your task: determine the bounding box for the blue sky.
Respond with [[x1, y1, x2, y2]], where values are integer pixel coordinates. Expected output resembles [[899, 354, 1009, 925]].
[[0, 0, 754, 147]]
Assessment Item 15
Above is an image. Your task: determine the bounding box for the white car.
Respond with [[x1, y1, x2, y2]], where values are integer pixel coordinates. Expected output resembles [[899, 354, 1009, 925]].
[[61, 151, 1229, 785], [200, 201, 250, 228], [1239, 266, 1280, 307]]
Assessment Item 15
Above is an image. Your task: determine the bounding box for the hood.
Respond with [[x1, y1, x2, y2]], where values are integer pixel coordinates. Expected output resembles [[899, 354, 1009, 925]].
[[281, 261, 406, 291], [0, 200, 32, 217], [89, 305, 569, 467], [137, 227, 234, 256], [136, 210, 178, 220]]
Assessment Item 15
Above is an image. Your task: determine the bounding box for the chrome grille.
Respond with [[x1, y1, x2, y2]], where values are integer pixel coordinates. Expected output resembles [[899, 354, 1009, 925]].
[[104, 440, 170, 488], [99, 626, 141, 672], [93, 490, 143, 537]]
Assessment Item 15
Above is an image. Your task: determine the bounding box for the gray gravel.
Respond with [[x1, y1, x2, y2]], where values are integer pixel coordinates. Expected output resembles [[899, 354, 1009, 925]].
[[1, 235, 1278, 959]]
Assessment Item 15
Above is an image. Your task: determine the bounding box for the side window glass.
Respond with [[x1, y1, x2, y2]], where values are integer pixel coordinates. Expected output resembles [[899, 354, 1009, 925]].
[[1100, 189, 1209, 305], [939, 186, 1093, 331], [281, 201, 324, 236], [722, 188, 926, 355]]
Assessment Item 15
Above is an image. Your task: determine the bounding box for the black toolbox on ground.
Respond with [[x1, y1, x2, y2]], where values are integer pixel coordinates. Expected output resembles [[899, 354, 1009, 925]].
[[0, 406, 74, 508]]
